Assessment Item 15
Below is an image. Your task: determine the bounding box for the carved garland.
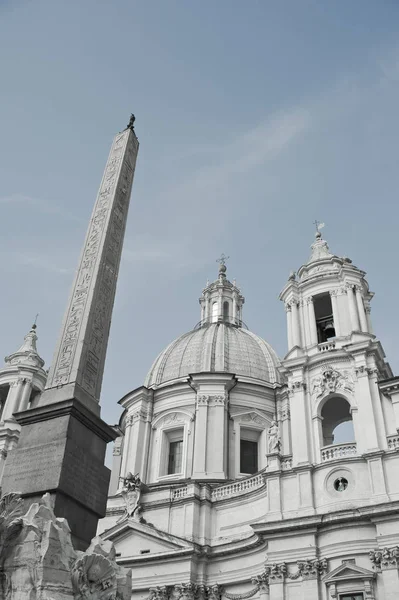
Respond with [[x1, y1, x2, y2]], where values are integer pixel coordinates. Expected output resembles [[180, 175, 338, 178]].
[[149, 560, 329, 600]]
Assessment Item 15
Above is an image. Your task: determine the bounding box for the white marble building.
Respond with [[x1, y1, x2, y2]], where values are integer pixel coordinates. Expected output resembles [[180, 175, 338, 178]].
[[96, 231, 399, 600], [2, 224, 399, 599]]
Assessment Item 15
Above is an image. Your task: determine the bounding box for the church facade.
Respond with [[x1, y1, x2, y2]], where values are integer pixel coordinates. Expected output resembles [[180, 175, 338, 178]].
[[96, 230, 399, 600], [1, 123, 399, 598]]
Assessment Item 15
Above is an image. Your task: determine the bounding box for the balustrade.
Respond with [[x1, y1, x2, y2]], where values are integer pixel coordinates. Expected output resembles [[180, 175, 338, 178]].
[[318, 340, 336, 352], [211, 473, 265, 501], [387, 435, 399, 450], [321, 443, 357, 462]]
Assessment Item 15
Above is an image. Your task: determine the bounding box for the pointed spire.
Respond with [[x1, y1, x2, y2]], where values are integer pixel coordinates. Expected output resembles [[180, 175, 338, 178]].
[[5, 321, 44, 368], [16, 323, 38, 354], [308, 222, 333, 263]]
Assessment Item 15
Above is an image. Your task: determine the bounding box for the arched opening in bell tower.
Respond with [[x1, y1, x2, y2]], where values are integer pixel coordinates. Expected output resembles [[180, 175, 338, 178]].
[[313, 293, 336, 343], [211, 302, 218, 323], [321, 396, 354, 446], [0, 384, 9, 420], [223, 301, 229, 321]]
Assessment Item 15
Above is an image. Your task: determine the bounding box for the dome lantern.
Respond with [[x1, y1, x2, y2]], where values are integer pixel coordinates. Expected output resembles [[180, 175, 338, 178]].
[[199, 255, 245, 327]]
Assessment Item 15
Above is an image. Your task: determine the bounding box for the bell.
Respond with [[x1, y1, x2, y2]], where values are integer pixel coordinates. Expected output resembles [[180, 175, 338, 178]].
[[324, 321, 336, 338]]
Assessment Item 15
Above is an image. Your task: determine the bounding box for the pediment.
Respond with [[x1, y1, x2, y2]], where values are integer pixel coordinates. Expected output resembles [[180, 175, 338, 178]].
[[323, 562, 375, 583], [230, 409, 267, 426], [101, 517, 194, 557]]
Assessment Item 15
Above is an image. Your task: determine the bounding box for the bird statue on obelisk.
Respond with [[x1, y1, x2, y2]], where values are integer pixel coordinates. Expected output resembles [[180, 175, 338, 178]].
[[2, 116, 139, 549]]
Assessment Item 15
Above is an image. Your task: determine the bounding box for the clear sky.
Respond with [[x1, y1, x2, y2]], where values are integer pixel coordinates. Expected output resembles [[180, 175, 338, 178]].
[[1, 0, 399, 429]]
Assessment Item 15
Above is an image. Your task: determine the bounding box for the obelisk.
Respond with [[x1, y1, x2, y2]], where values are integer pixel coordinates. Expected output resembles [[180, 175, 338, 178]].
[[2, 117, 139, 549]]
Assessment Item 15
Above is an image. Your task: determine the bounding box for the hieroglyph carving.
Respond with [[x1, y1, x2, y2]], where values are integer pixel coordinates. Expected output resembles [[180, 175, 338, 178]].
[[311, 365, 354, 400], [46, 128, 139, 402]]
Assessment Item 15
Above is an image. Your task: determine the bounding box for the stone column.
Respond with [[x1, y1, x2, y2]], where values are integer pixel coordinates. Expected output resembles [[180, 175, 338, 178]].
[[280, 405, 291, 456], [329, 290, 341, 336], [301, 299, 310, 347], [380, 560, 399, 600], [140, 417, 152, 482], [109, 437, 123, 495], [17, 380, 32, 412], [291, 301, 301, 347], [2, 378, 25, 421], [268, 566, 286, 600], [355, 285, 368, 332], [204, 292, 210, 322], [368, 368, 387, 449], [355, 366, 379, 452], [312, 415, 323, 463], [217, 290, 223, 320], [365, 301, 373, 333], [307, 297, 318, 345], [285, 303, 293, 350], [120, 416, 134, 478], [347, 285, 360, 332], [124, 410, 147, 476], [289, 381, 311, 465], [206, 394, 228, 477], [192, 395, 209, 478], [301, 578, 319, 600], [232, 293, 237, 324]]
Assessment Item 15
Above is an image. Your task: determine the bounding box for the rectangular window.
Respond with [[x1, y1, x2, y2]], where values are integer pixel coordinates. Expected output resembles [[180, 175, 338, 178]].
[[240, 439, 258, 474], [168, 440, 183, 474], [340, 594, 363, 600]]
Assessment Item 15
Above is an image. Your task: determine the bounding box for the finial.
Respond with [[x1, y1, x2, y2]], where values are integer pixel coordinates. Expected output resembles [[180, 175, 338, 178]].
[[313, 220, 325, 239], [32, 313, 39, 331], [127, 113, 136, 130], [216, 253, 229, 278]]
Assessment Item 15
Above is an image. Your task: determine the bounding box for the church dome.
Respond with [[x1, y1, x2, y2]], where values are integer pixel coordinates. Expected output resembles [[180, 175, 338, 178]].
[[145, 260, 281, 388], [145, 322, 281, 387]]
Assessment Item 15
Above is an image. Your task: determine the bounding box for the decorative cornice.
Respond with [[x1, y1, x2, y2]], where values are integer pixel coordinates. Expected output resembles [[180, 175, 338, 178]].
[[196, 394, 228, 407], [369, 546, 399, 571], [287, 558, 328, 580], [288, 381, 306, 396]]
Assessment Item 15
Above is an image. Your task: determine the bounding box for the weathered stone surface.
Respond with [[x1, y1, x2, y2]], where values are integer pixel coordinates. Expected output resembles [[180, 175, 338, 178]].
[[0, 492, 131, 600], [1, 398, 116, 550], [42, 126, 139, 414]]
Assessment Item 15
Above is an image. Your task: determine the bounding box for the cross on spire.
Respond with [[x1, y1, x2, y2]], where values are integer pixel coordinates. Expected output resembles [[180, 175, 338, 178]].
[[313, 220, 325, 233], [32, 313, 39, 330], [216, 253, 229, 267]]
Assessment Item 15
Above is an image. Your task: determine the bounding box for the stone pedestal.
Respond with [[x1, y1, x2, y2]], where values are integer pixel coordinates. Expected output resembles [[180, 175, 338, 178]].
[[267, 452, 281, 471], [1, 397, 116, 550]]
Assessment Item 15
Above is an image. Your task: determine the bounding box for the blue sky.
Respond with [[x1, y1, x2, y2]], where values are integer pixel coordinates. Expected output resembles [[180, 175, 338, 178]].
[[1, 0, 399, 428]]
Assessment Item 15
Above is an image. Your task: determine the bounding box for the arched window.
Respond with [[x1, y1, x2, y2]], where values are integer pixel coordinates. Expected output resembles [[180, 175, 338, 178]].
[[211, 302, 218, 323], [321, 396, 354, 446], [313, 293, 336, 342], [0, 384, 10, 420], [223, 301, 229, 321]]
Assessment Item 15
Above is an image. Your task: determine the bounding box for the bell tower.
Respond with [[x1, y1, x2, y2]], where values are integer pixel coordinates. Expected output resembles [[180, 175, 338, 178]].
[[280, 224, 374, 356], [279, 225, 392, 480]]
